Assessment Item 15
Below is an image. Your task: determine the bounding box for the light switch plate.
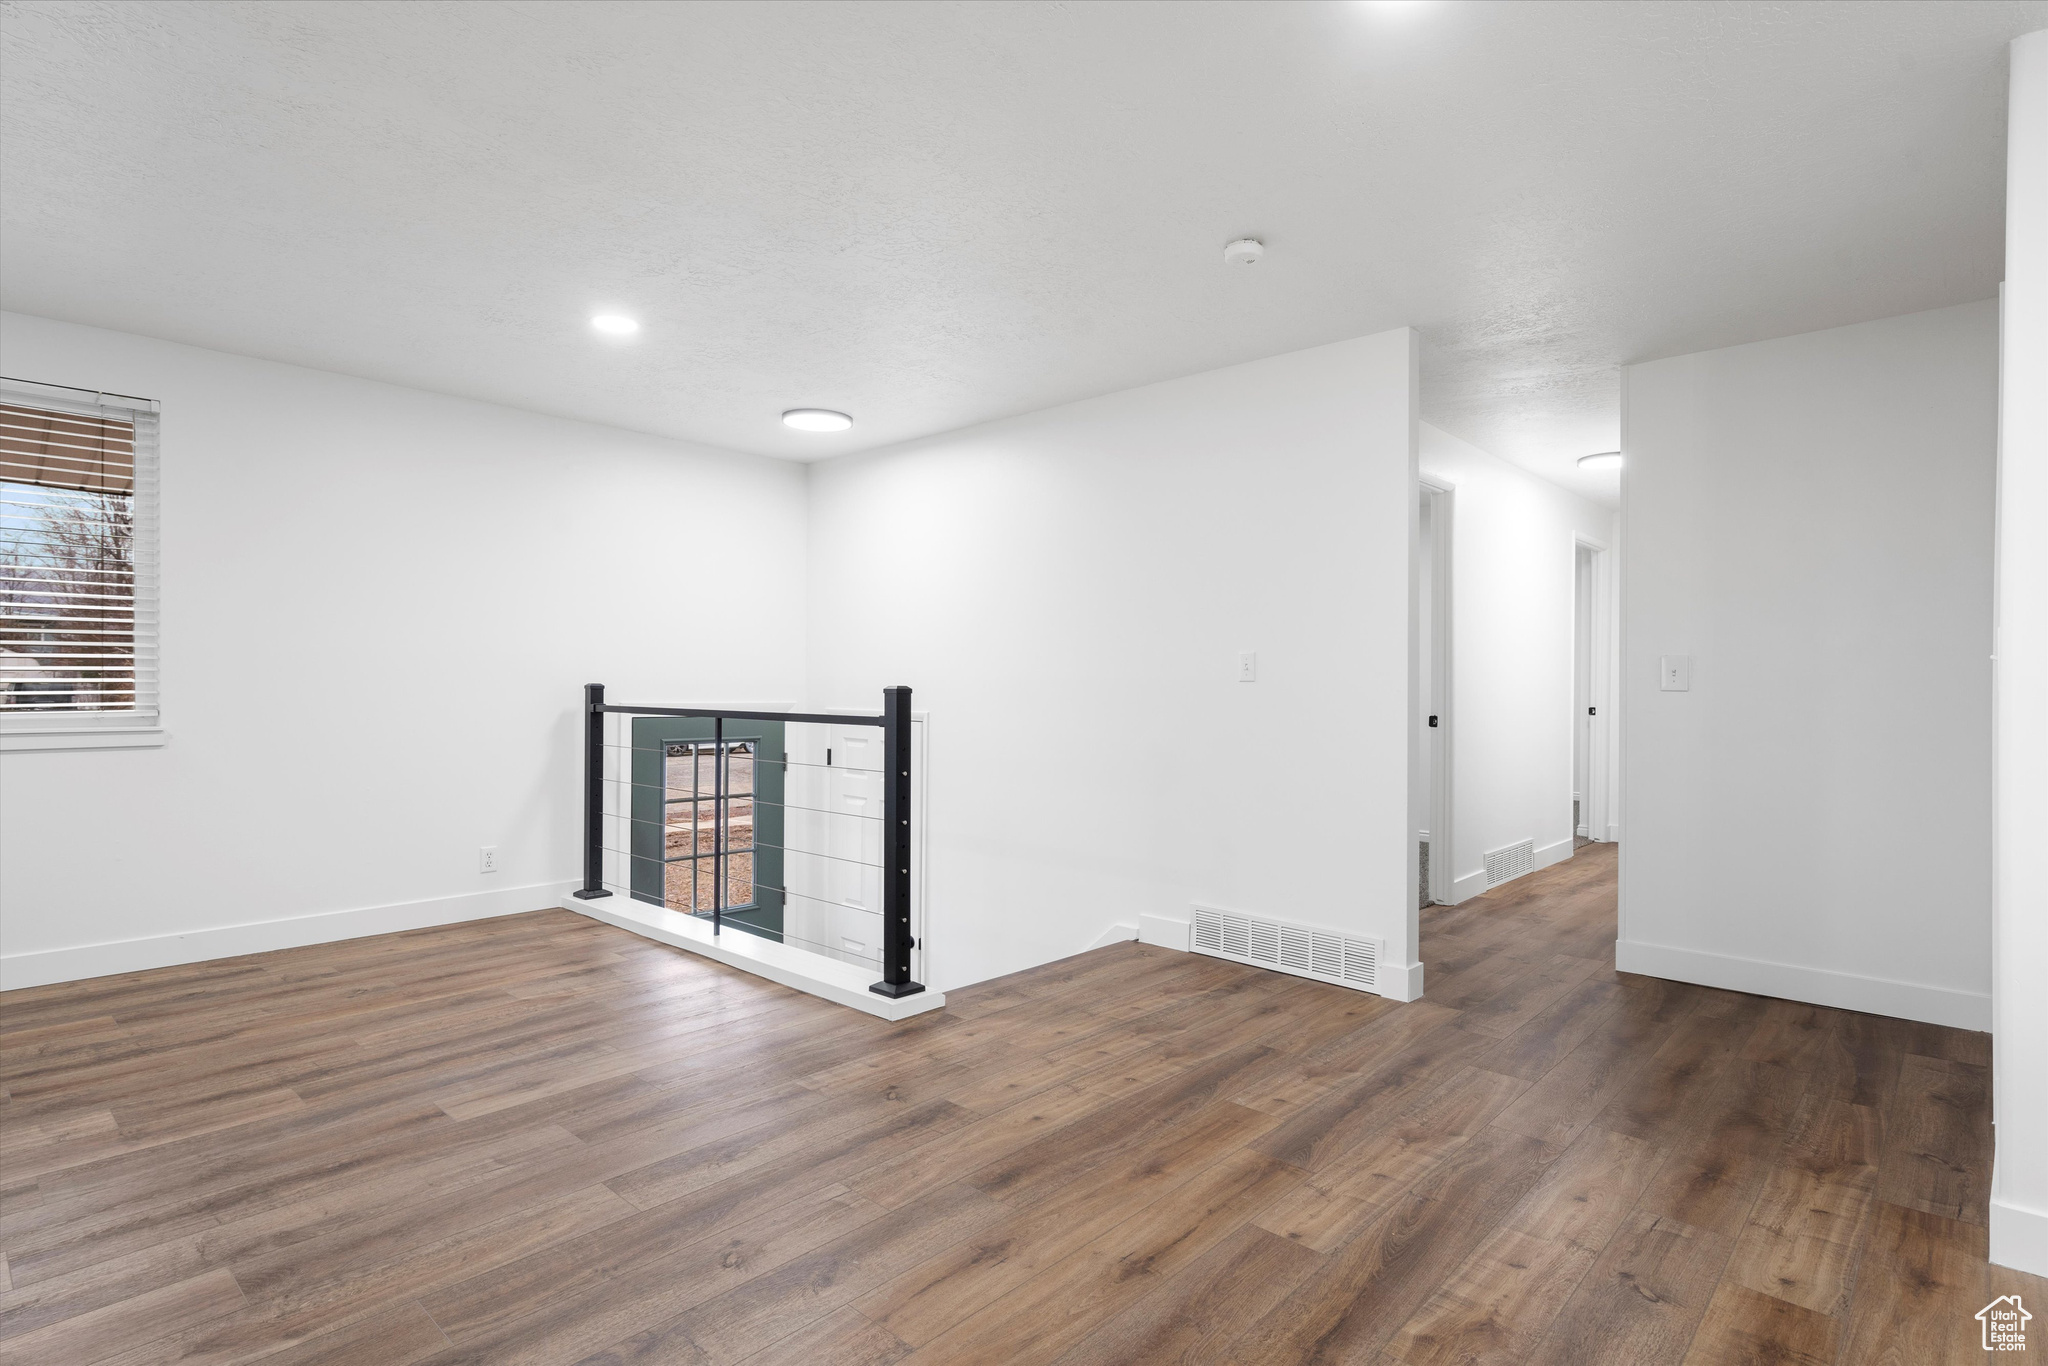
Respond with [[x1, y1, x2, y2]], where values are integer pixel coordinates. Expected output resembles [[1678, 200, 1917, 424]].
[[1659, 655, 1693, 691], [1238, 651, 1257, 682]]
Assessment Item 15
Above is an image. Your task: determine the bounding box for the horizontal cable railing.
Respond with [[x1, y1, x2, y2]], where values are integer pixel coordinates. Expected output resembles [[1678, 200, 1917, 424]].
[[571, 683, 924, 1000], [599, 742, 886, 775]]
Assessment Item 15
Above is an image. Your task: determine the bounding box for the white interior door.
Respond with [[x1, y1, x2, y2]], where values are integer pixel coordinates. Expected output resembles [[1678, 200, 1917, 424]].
[[776, 721, 884, 971], [824, 725, 885, 968], [772, 710, 925, 981], [1418, 482, 1453, 906], [1574, 544, 1593, 838]]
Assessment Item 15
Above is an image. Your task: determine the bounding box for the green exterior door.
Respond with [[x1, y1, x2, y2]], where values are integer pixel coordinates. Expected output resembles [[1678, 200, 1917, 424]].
[[629, 716, 786, 943]]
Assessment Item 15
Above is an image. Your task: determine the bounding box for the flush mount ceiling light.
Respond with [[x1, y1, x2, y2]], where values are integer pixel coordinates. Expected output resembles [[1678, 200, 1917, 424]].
[[589, 314, 640, 336], [782, 408, 853, 432], [1223, 237, 1265, 266], [1578, 451, 1623, 471]]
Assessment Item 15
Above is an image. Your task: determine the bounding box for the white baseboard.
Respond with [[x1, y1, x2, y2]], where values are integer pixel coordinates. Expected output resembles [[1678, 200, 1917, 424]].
[[1383, 960, 1425, 1002], [1992, 1195, 2048, 1277], [1446, 839, 1573, 904], [0, 880, 577, 992], [1087, 922, 1139, 951], [1139, 913, 1190, 952], [564, 892, 943, 1021], [1614, 938, 1991, 1032]]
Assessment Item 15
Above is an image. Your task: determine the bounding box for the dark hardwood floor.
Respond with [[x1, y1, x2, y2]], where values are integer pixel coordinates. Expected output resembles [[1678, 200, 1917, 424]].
[[3, 842, 2034, 1364]]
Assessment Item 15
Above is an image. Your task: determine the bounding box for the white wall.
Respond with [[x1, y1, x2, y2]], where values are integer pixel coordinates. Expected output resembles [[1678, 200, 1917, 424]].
[[1618, 298, 1998, 1031], [804, 330, 1420, 997], [1992, 26, 2048, 1280], [1418, 423, 1616, 902], [0, 312, 808, 988]]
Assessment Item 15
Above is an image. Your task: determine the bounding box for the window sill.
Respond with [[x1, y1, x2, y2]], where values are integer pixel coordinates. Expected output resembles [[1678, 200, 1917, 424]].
[[0, 727, 169, 753]]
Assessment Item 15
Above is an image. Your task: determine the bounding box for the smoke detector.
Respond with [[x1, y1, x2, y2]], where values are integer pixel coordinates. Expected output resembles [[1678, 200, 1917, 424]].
[[1223, 237, 1265, 266]]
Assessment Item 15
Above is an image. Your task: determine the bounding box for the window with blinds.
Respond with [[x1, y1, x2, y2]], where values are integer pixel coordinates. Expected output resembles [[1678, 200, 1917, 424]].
[[0, 379, 160, 734]]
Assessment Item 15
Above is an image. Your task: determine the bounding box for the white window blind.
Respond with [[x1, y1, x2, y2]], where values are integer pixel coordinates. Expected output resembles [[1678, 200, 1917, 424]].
[[0, 378, 160, 742]]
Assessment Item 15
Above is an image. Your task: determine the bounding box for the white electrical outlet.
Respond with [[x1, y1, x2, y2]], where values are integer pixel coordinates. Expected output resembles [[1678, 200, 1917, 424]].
[[1238, 650, 1257, 682], [479, 845, 498, 874]]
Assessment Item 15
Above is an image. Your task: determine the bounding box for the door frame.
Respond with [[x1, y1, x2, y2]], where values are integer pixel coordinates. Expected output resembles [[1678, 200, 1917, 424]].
[[1419, 478, 1455, 907], [1573, 531, 1616, 844]]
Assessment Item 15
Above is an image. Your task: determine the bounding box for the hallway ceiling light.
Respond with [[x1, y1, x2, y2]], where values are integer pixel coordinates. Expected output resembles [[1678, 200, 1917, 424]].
[[1578, 451, 1623, 471], [782, 408, 853, 432], [590, 314, 640, 336]]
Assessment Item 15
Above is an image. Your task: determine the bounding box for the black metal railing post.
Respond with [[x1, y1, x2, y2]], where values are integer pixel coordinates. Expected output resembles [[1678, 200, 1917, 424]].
[[572, 683, 611, 900], [871, 684, 925, 998], [712, 715, 725, 936]]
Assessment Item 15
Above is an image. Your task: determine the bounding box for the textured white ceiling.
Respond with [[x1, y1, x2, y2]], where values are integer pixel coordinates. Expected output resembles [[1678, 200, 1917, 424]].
[[3, 1, 2041, 502]]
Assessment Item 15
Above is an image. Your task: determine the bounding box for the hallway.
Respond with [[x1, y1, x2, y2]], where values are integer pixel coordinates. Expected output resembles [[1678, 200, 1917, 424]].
[[1415, 842, 2020, 1364]]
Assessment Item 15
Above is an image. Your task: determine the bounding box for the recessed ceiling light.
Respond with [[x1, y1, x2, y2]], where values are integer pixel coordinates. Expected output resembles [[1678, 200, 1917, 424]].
[[590, 314, 640, 336], [783, 409, 853, 432], [1578, 451, 1623, 471]]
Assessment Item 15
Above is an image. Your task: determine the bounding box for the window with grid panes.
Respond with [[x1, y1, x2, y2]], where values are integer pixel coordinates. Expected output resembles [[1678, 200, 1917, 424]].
[[663, 740, 758, 913]]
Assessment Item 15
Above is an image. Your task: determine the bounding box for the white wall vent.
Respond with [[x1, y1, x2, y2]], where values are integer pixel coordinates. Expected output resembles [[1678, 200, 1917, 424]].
[[1191, 905, 1383, 994], [1483, 838, 1536, 888]]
